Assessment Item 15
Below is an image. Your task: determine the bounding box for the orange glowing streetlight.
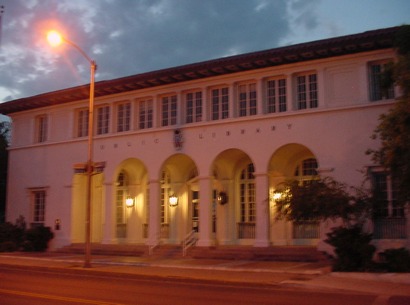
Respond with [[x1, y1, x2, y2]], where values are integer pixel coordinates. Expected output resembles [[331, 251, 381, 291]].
[[47, 30, 96, 268]]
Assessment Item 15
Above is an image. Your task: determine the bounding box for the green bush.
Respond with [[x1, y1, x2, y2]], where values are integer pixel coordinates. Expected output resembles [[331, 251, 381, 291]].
[[0, 222, 25, 250], [326, 225, 376, 271], [24, 226, 54, 252], [0, 241, 18, 252], [379, 248, 410, 272], [0, 216, 54, 252]]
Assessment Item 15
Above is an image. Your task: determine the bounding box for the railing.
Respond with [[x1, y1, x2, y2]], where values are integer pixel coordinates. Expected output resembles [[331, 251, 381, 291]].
[[160, 223, 170, 238], [143, 223, 148, 239], [373, 217, 407, 239], [116, 223, 126, 238], [182, 230, 197, 256], [237, 222, 255, 239], [148, 223, 170, 255], [292, 221, 320, 239]]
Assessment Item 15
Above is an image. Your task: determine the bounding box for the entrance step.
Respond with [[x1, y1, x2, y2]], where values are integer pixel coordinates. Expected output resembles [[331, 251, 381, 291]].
[[188, 246, 329, 262], [56, 244, 329, 262], [56, 243, 147, 257], [147, 245, 183, 258]]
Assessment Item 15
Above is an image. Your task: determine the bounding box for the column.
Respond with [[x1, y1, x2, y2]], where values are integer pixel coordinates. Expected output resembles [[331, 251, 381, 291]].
[[254, 172, 270, 247], [147, 179, 161, 246], [197, 176, 213, 247], [102, 183, 116, 244]]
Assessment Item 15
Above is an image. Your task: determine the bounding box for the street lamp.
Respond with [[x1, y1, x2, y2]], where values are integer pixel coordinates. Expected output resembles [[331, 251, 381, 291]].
[[47, 30, 96, 268]]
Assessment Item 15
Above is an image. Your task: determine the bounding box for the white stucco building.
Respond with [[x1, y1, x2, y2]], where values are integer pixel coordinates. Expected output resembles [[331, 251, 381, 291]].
[[0, 26, 408, 253]]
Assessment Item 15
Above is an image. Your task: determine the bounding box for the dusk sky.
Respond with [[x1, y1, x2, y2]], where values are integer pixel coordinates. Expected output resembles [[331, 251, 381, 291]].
[[0, 0, 409, 104]]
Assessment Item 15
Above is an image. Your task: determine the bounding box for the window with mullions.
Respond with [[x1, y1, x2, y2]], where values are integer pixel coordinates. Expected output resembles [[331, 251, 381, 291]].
[[76, 109, 89, 137], [32, 190, 46, 226], [116, 171, 128, 238], [211, 87, 229, 120], [238, 83, 257, 117], [296, 73, 318, 110], [97, 105, 110, 135], [138, 99, 153, 129], [185, 91, 202, 123], [161, 95, 177, 127], [160, 170, 171, 226], [372, 172, 403, 218], [294, 158, 318, 178], [36, 115, 48, 143], [240, 163, 256, 223], [266, 78, 287, 113], [116, 102, 131, 132], [371, 171, 405, 239], [369, 61, 395, 101]]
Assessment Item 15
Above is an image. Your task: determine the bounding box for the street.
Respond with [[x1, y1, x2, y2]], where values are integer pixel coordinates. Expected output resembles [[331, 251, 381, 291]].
[[0, 265, 396, 305]]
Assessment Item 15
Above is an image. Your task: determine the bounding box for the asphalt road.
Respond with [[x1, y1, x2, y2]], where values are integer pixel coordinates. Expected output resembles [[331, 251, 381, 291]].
[[0, 265, 405, 305]]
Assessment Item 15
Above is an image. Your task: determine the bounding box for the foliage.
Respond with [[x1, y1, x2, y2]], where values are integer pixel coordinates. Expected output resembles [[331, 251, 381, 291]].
[[23, 226, 54, 252], [367, 25, 410, 204], [0, 120, 10, 223], [0, 216, 53, 252], [325, 225, 376, 272], [273, 177, 373, 226], [379, 248, 410, 272]]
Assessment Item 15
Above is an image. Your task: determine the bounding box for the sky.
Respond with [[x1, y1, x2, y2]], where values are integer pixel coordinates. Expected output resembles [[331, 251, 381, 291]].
[[0, 0, 409, 105]]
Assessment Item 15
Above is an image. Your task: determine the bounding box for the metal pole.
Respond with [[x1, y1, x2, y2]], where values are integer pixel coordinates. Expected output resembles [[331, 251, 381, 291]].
[[84, 60, 96, 268]]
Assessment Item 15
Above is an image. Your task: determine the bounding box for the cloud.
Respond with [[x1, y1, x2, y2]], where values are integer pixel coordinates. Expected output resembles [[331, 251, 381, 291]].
[[1, 0, 305, 102]]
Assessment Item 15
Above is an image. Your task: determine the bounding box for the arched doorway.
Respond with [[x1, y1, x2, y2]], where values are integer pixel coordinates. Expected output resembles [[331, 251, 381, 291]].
[[268, 144, 319, 245], [159, 154, 198, 244], [212, 149, 255, 245], [114, 158, 148, 244]]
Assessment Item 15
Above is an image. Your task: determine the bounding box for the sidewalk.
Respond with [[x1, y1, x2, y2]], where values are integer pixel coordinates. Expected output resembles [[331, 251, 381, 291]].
[[1, 252, 410, 297]]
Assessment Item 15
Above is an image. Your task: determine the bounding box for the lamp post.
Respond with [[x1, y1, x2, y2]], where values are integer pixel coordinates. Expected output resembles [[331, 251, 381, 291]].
[[47, 30, 96, 268]]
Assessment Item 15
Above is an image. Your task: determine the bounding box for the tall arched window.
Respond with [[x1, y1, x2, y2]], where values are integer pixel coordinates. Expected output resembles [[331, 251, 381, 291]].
[[240, 163, 255, 223], [238, 163, 256, 239], [116, 171, 129, 238], [160, 170, 171, 238], [294, 158, 318, 182], [293, 158, 319, 239]]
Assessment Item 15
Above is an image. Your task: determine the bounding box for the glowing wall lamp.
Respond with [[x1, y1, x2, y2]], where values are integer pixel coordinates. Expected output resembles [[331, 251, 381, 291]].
[[169, 194, 178, 207], [47, 30, 96, 268], [126, 196, 134, 208]]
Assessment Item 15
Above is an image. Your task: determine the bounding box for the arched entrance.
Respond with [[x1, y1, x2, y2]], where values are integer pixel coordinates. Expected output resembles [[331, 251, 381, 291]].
[[114, 158, 148, 244], [268, 143, 319, 245], [212, 149, 255, 245], [159, 154, 198, 244]]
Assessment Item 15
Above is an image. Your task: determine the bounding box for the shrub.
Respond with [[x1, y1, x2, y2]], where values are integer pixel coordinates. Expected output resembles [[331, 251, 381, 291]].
[[326, 225, 376, 271], [24, 226, 54, 252], [0, 241, 18, 252], [0, 222, 25, 250], [379, 248, 410, 272]]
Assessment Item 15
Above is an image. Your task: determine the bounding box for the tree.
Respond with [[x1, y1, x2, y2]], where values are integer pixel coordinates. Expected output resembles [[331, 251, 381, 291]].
[[273, 177, 372, 227], [367, 25, 410, 204], [0, 120, 10, 223]]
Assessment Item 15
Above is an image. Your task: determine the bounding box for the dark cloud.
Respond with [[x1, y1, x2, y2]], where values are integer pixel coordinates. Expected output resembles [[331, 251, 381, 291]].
[[0, 0, 407, 102], [0, 0, 297, 101]]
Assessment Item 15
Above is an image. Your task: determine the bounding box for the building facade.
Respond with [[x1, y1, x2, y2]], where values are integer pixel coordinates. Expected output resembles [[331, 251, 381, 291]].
[[1, 26, 408, 253]]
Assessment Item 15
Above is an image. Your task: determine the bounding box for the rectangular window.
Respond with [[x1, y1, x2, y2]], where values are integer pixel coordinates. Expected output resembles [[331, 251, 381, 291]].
[[369, 61, 395, 101], [161, 95, 177, 127], [266, 78, 287, 113], [97, 105, 110, 135], [371, 171, 405, 239], [116, 102, 131, 132], [36, 115, 48, 143], [76, 109, 89, 137], [138, 99, 153, 129], [185, 91, 202, 123], [238, 83, 257, 117], [32, 190, 46, 225], [211, 87, 229, 120], [296, 72, 318, 110]]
